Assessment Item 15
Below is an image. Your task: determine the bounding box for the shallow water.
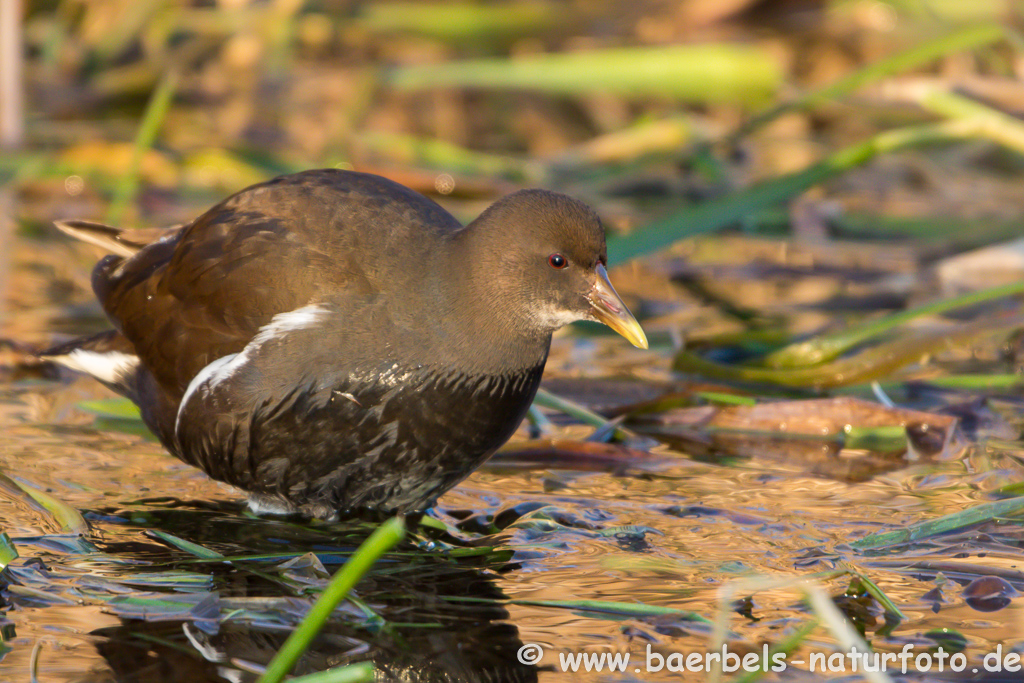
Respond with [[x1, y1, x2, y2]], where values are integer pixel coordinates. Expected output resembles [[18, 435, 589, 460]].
[[3, 236, 1024, 682]]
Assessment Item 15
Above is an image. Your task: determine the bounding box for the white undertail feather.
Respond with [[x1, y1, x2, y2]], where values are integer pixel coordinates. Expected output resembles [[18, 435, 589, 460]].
[[47, 349, 139, 384]]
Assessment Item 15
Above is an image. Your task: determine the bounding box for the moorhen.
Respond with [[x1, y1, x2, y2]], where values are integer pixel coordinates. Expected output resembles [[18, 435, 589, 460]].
[[44, 169, 647, 517]]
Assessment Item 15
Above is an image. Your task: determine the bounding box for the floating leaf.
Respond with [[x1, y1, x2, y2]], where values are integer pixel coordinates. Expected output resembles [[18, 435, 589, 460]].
[[962, 576, 1017, 613]]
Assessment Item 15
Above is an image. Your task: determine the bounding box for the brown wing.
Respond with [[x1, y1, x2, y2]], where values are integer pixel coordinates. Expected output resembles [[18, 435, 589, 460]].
[[92, 169, 461, 399]]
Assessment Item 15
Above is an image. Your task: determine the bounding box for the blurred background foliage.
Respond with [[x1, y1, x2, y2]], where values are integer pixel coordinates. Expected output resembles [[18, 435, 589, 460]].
[[3, 0, 1024, 254], [7, 7, 1024, 677]]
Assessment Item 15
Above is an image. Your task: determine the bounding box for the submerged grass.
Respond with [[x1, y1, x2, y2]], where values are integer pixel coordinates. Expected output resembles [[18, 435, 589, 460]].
[[532, 387, 632, 439], [146, 529, 225, 560], [509, 598, 710, 622]]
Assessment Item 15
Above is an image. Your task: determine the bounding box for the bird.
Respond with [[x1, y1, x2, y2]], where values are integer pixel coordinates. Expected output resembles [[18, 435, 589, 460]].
[[43, 169, 647, 518]]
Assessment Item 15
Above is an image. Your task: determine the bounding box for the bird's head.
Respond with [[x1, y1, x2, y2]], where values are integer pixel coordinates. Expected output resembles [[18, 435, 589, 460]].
[[461, 189, 647, 350]]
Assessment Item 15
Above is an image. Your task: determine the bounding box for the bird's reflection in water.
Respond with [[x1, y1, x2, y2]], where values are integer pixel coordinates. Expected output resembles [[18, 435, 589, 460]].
[[81, 502, 538, 683]]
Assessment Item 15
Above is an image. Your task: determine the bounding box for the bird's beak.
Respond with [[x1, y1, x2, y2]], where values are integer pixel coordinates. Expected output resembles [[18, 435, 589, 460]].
[[587, 264, 648, 349]]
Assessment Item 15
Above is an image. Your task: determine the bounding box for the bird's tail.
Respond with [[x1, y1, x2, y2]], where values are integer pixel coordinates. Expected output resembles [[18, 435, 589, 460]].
[[54, 219, 182, 258]]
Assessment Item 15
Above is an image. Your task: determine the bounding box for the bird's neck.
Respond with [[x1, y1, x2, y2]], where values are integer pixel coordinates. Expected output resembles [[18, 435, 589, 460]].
[[429, 228, 552, 376]]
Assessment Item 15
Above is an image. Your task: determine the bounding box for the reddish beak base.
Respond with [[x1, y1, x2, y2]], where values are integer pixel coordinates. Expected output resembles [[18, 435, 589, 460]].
[[587, 264, 648, 349]]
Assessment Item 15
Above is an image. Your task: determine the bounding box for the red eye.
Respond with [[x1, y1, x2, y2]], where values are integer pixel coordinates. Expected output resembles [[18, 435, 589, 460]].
[[548, 253, 567, 269]]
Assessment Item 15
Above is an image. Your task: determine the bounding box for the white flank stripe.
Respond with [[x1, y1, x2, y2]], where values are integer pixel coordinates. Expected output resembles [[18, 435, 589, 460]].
[[54, 350, 139, 384], [174, 304, 329, 439], [250, 304, 328, 345], [175, 353, 240, 437]]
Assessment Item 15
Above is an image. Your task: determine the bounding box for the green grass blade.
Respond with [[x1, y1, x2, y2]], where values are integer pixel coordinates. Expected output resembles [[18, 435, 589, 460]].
[[0, 472, 88, 536], [361, 1, 556, 42], [510, 598, 710, 622], [735, 23, 1005, 139], [388, 44, 781, 105], [607, 119, 978, 264], [359, 131, 535, 180], [531, 387, 612, 428], [531, 388, 632, 440], [77, 398, 142, 420], [800, 584, 892, 683], [694, 391, 758, 406], [841, 566, 906, 620], [852, 496, 1024, 550], [106, 70, 178, 225], [0, 532, 17, 570], [674, 315, 1020, 389], [147, 530, 225, 560], [765, 280, 1024, 368], [912, 374, 1024, 390], [284, 663, 375, 683], [912, 85, 1024, 155], [257, 516, 405, 683], [730, 619, 819, 683]]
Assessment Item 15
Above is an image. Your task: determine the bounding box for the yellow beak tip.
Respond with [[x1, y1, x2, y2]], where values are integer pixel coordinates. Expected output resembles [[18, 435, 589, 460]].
[[590, 263, 648, 351]]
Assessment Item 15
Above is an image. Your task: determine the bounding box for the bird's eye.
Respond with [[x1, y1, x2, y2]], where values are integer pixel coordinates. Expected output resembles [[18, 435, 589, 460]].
[[548, 253, 567, 269]]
